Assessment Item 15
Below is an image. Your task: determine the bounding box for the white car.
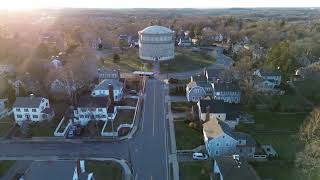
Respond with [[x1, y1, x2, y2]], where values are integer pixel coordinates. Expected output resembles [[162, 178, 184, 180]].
[[192, 152, 208, 160]]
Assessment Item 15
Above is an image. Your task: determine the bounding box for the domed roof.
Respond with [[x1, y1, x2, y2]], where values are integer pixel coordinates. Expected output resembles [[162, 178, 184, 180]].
[[140, 26, 173, 34]]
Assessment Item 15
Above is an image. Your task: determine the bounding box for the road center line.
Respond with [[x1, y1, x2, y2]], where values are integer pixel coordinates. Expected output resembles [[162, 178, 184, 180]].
[[152, 82, 156, 136]]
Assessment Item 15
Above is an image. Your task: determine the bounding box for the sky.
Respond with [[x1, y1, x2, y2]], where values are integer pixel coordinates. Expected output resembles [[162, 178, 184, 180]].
[[1, 0, 320, 10]]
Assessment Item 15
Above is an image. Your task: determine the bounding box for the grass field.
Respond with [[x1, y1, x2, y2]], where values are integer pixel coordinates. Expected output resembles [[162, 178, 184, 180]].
[[101, 50, 144, 72], [236, 111, 308, 179], [174, 120, 203, 150], [179, 161, 212, 180], [0, 161, 15, 177], [86, 161, 123, 180], [295, 78, 320, 105], [160, 49, 215, 73], [171, 102, 196, 113], [0, 116, 14, 137]]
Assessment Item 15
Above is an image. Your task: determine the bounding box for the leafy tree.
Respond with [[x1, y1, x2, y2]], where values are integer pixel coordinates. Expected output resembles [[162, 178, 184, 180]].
[[113, 53, 120, 63], [7, 84, 16, 104]]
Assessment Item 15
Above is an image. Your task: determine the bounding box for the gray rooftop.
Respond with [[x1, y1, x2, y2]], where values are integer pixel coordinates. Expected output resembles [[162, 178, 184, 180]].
[[260, 69, 281, 77], [234, 132, 257, 146], [215, 156, 261, 180], [78, 96, 109, 108], [23, 161, 76, 180], [93, 79, 123, 91], [199, 99, 240, 117], [214, 81, 240, 92], [13, 97, 45, 108]]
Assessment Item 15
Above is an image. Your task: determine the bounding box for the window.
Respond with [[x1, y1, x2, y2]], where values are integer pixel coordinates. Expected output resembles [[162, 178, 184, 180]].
[[17, 114, 22, 118], [24, 109, 28, 112], [239, 148, 243, 153], [32, 109, 36, 112], [95, 115, 100, 118], [81, 108, 86, 112], [16, 108, 21, 112], [46, 103, 48, 106], [102, 115, 106, 118], [215, 150, 219, 155], [80, 115, 84, 118], [33, 115, 38, 118], [216, 143, 219, 146], [85, 115, 89, 118], [239, 140, 242, 144], [226, 143, 229, 146], [223, 136, 225, 139], [98, 108, 103, 112]]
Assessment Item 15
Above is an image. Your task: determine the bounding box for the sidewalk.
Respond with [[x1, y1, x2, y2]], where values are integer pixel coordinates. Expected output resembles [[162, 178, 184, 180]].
[[1, 160, 32, 180], [167, 95, 179, 180]]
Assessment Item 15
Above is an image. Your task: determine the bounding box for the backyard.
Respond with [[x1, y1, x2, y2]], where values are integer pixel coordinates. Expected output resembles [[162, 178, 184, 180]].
[[179, 161, 212, 180], [0, 116, 14, 137], [236, 111, 308, 180], [171, 102, 196, 113], [86, 160, 123, 180], [174, 119, 203, 150], [160, 49, 215, 73], [106, 109, 135, 132]]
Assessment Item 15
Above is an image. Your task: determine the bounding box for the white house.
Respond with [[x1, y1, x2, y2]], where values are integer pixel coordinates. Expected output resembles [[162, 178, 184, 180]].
[[198, 99, 240, 129], [73, 96, 116, 126], [213, 156, 261, 180], [97, 68, 120, 82], [213, 82, 241, 104], [91, 79, 124, 101], [0, 99, 7, 117], [51, 57, 63, 70], [13, 95, 54, 125], [203, 118, 256, 158], [20, 160, 94, 180], [253, 69, 282, 92]]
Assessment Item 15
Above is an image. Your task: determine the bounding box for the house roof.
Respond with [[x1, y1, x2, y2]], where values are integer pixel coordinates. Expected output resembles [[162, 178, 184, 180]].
[[214, 82, 240, 92], [234, 132, 257, 146], [139, 26, 174, 34], [191, 74, 207, 82], [13, 97, 45, 108], [97, 68, 119, 75], [23, 161, 76, 180], [260, 69, 281, 77], [199, 99, 240, 117], [215, 156, 261, 180], [78, 96, 109, 108], [205, 68, 225, 79], [203, 119, 234, 139], [93, 79, 123, 91]]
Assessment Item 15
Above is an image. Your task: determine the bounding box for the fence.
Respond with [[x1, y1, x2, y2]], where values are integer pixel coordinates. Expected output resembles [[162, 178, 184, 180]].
[[54, 117, 72, 137]]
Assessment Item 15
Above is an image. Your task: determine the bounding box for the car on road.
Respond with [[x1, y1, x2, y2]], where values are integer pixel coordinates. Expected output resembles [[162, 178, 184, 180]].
[[192, 152, 208, 160]]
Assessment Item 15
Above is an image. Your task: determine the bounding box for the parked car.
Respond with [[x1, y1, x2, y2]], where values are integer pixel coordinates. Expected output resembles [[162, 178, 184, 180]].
[[67, 130, 74, 138], [192, 152, 208, 160]]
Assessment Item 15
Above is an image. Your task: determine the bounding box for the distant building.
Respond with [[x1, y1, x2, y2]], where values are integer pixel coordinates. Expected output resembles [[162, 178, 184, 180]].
[[203, 118, 256, 158], [51, 57, 63, 70], [178, 36, 192, 47], [0, 64, 15, 74], [97, 68, 120, 82], [138, 26, 175, 61], [91, 79, 124, 101], [20, 160, 94, 180], [13, 95, 54, 125], [213, 82, 241, 104], [253, 69, 282, 92], [198, 99, 241, 129], [213, 156, 261, 180]]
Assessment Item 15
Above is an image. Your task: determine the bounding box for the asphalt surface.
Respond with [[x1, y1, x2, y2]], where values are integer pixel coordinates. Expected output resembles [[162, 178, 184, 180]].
[[0, 79, 169, 180], [130, 79, 169, 180]]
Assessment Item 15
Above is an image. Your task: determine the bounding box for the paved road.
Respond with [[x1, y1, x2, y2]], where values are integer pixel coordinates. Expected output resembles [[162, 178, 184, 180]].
[[130, 79, 169, 180]]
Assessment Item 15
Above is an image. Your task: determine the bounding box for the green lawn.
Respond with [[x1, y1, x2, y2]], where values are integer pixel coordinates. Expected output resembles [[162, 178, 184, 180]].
[[86, 161, 123, 180], [0, 161, 15, 177], [105, 109, 135, 132], [251, 161, 304, 180], [295, 78, 320, 105], [28, 121, 55, 137], [236, 111, 308, 179], [0, 116, 14, 137], [101, 50, 144, 72], [171, 102, 196, 113], [174, 120, 203, 150], [179, 161, 212, 180], [160, 49, 215, 73]]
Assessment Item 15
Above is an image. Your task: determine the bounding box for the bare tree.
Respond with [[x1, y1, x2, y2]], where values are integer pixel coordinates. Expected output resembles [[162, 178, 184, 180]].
[[299, 107, 320, 142]]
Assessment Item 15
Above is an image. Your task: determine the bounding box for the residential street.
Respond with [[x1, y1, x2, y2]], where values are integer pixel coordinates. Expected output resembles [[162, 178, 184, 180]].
[[130, 79, 169, 180]]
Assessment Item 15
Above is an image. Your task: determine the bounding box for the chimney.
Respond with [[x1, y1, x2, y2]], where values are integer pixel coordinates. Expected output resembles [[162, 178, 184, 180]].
[[108, 83, 115, 105], [205, 105, 211, 122], [76, 160, 81, 175], [80, 160, 86, 173]]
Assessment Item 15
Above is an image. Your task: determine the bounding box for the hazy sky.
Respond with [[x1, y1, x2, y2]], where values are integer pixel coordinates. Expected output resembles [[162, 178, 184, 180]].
[[2, 0, 320, 9]]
